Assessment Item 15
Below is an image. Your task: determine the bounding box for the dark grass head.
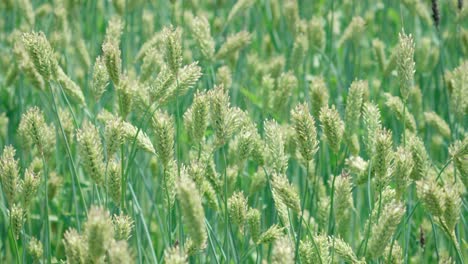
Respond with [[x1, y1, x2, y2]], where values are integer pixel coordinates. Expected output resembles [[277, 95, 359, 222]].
[[431, 0, 440, 28]]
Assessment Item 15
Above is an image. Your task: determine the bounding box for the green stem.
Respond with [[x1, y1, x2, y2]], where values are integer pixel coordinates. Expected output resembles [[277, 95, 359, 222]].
[[294, 161, 310, 261], [41, 154, 51, 264]]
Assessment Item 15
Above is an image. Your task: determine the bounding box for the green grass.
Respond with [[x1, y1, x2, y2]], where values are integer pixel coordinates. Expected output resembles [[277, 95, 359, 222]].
[[0, 0, 467, 263]]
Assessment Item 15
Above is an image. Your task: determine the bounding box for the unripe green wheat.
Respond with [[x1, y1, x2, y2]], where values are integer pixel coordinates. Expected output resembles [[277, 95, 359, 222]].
[[291, 103, 319, 162], [9, 203, 24, 240], [256, 224, 284, 245], [113, 213, 133, 241], [84, 206, 114, 261], [63, 228, 88, 264], [332, 236, 364, 264], [0, 145, 20, 207], [247, 208, 261, 242], [56, 66, 86, 105], [373, 129, 393, 190], [228, 191, 248, 230], [397, 30, 415, 100], [187, 14, 215, 60], [21, 168, 40, 208], [363, 102, 382, 156], [309, 76, 329, 118], [163, 26, 183, 76], [393, 146, 414, 199], [216, 31, 252, 60], [28, 237, 43, 263], [367, 202, 405, 260], [76, 121, 105, 185], [334, 173, 353, 238], [108, 161, 121, 205], [308, 17, 326, 51], [271, 236, 294, 264], [22, 31, 57, 80], [184, 91, 208, 145], [104, 117, 124, 158], [319, 105, 344, 154], [216, 65, 233, 90], [152, 111, 175, 167], [177, 170, 207, 250], [18, 106, 56, 156], [164, 246, 187, 264], [407, 132, 429, 180], [92, 56, 109, 101], [338, 16, 365, 47], [108, 240, 133, 264], [264, 120, 288, 174]]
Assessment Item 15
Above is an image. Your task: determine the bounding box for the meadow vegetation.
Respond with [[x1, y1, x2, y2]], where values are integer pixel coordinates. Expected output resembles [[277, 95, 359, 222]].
[[0, 0, 467, 263]]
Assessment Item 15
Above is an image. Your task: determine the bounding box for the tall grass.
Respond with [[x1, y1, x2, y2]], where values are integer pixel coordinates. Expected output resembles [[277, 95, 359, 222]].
[[0, 0, 467, 263]]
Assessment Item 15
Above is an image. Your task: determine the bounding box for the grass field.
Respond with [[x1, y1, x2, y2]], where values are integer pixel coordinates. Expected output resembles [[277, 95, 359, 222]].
[[0, 0, 467, 263]]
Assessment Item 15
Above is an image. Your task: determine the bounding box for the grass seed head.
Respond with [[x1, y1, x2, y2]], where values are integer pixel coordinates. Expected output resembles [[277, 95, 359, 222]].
[[397, 30, 415, 100], [0, 145, 20, 207], [84, 206, 114, 261], [76, 121, 105, 185], [319, 105, 344, 154], [291, 103, 318, 162]]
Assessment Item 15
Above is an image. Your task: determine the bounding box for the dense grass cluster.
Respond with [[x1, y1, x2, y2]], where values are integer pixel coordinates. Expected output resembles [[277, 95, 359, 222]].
[[0, 0, 467, 263]]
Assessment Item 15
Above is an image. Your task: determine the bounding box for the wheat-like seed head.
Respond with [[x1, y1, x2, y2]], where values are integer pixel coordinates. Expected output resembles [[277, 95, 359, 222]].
[[164, 245, 188, 264], [291, 103, 318, 162], [108, 160, 121, 206], [247, 208, 261, 242], [56, 66, 86, 105], [63, 228, 88, 263], [216, 65, 233, 90], [76, 121, 105, 185], [338, 16, 365, 47], [84, 206, 114, 261], [108, 240, 133, 264], [271, 173, 300, 220], [92, 56, 109, 101], [334, 173, 353, 237], [308, 17, 326, 51], [177, 169, 207, 250], [162, 26, 183, 76], [373, 128, 394, 190], [393, 146, 414, 200], [9, 203, 24, 240], [113, 213, 134, 241], [319, 105, 344, 154], [152, 111, 175, 167], [384, 93, 417, 131], [290, 34, 308, 72], [20, 168, 40, 209], [0, 145, 20, 207], [102, 41, 122, 86], [332, 236, 364, 264], [256, 224, 284, 245], [407, 132, 429, 180], [215, 31, 252, 60], [397, 30, 415, 100], [363, 102, 382, 157], [228, 191, 248, 231], [271, 236, 294, 264], [28, 237, 43, 263], [21, 31, 57, 80], [187, 14, 215, 60], [309, 76, 329, 118], [18, 106, 56, 156], [367, 202, 405, 260], [424, 111, 451, 138], [264, 120, 288, 174], [372, 39, 386, 71]]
